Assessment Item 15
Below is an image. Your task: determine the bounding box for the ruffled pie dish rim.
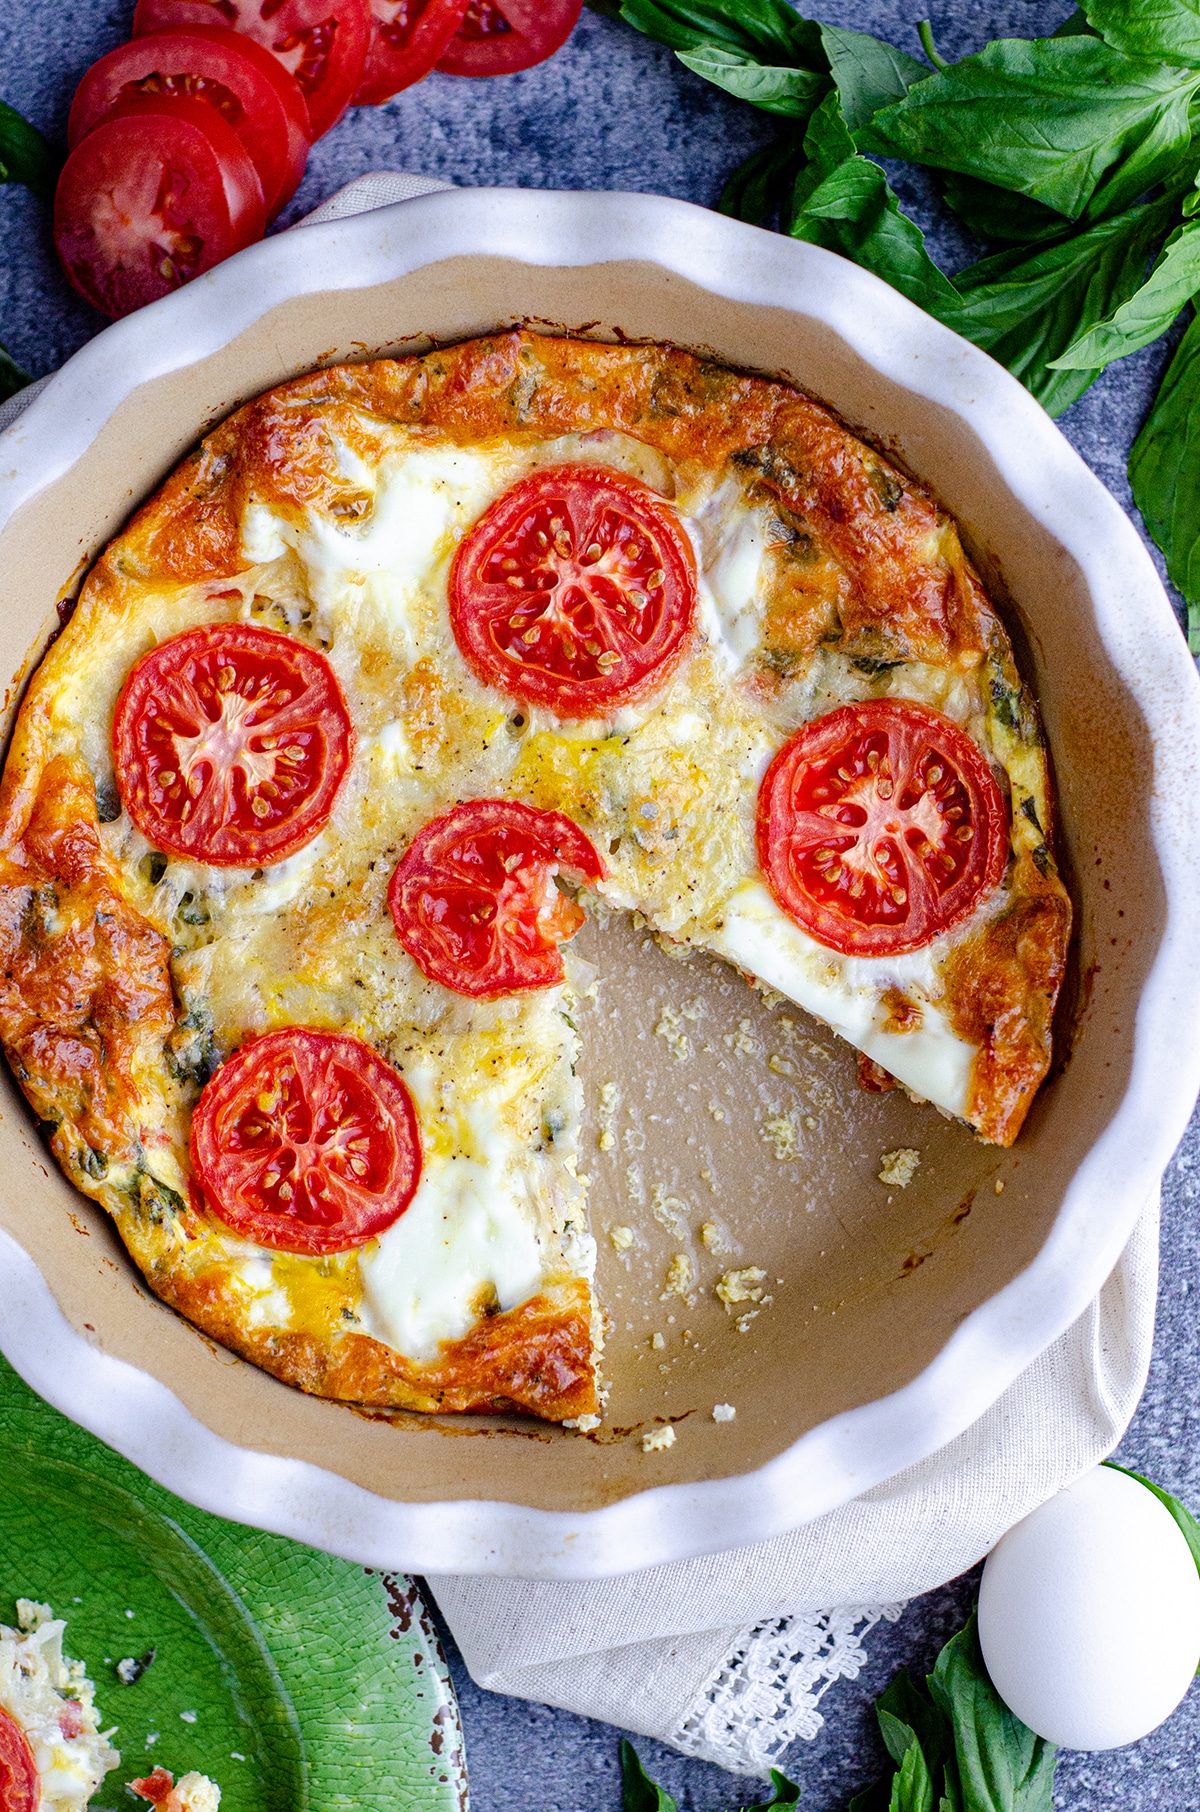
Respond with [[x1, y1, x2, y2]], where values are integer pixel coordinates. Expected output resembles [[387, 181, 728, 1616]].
[[0, 187, 1196, 1578]]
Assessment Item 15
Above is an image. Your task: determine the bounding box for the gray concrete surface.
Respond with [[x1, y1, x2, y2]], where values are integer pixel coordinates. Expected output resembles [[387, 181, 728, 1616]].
[[2, 0, 1198, 1803]]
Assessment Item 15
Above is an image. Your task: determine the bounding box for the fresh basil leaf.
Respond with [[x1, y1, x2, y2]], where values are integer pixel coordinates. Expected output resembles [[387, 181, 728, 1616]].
[[877, 1669, 957, 1791], [860, 37, 1200, 222], [790, 93, 960, 319], [819, 23, 927, 135], [756, 1769, 802, 1807], [940, 173, 1074, 244], [1050, 214, 1200, 368], [718, 135, 806, 224], [1129, 310, 1200, 649], [791, 87, 857, 203], [887, 1729, 935, 1812], [1104, 1463, 1200, 1585], [928, 1614, 1057, 1812], [678, 43, 826, 116], [620, 1740, 678, 1812], [0, 343, 29, 405], [0, 99, 54, 200], [949, 193, 1177, 411], [1084, 0, 1200, 70], [618, 0, 824, 67]]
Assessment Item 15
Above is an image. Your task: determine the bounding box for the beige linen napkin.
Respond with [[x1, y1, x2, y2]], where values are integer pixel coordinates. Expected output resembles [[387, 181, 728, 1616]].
[[0, 172, 1161, 1776]]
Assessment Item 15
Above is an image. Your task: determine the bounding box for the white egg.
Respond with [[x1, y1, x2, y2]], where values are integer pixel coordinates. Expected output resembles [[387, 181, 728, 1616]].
[[978, 1465, 1200, 1749]]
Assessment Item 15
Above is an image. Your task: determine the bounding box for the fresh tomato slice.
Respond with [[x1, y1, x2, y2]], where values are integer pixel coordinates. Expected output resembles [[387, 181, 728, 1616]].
[[133, 0, 371, 138], [113, 623, 354, 867], [355, 0, 468, 102], [191, 1028, 422, 1253], [54, 95, 266, 319], [449, 465, 697, 719], [436, 0, 581, 75], [0, 1707, 39, 1812], [756, 699, 1008, 957], [69, 27, 311, 217], [389, 799, 606, 997]]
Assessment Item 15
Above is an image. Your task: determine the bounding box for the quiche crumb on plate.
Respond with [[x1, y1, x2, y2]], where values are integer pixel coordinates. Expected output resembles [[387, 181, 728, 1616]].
[[0, 1600, 118, 1810]]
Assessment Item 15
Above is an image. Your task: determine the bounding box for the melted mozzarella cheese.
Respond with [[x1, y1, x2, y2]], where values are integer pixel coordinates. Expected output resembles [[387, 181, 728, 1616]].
[[358, 1141, 545, 1363], [709, 880, 977, 1114], [688, 478, 772, 673]]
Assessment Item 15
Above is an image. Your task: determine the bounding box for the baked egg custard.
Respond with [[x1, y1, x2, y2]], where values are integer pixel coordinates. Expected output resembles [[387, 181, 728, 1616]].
[[0, 332, 1071, 1422]]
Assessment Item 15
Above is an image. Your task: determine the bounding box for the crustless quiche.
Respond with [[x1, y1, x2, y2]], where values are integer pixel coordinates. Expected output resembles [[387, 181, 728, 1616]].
[[0, 332, 1071, 1422]]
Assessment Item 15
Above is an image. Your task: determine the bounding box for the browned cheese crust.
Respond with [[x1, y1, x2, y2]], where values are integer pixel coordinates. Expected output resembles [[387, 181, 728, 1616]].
[[0, 331, 1072, 1417]]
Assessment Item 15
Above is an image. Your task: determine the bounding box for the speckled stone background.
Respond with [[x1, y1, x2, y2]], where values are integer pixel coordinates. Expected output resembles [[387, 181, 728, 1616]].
[[2, 0, 1198, 1805]]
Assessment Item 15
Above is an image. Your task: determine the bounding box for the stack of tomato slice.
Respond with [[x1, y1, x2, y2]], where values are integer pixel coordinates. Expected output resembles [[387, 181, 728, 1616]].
[[54, 0, 584, 320]]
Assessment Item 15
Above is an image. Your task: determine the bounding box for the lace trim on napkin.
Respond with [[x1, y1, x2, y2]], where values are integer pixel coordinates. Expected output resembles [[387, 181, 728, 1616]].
[[669, 1605, 904, 1776]]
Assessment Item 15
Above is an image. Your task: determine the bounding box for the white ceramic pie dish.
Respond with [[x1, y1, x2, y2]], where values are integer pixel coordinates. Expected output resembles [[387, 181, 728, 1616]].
[[0, 187, 1198, 1579]]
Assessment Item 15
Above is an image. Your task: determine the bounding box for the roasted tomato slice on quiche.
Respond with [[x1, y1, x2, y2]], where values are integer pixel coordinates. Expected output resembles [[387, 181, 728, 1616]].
[[449, 465, 697, 718], [191, 1028, 422, 1253], [757, 700, 1008, 957], [390, 799, 606, 997], [0, 1707, 39, 1812], [113, 622, 354, 867]]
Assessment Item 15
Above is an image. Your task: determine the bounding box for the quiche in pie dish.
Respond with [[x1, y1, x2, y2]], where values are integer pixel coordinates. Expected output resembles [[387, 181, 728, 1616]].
[[0, 331, 1071, 1422]]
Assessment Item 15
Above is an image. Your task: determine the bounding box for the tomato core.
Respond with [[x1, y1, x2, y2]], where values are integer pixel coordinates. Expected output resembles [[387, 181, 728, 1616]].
[[0, 1707, 39, 1812], [459, 0, 512, 36], [389, 799, 606, 997], [113, 623, 354, 867], [756, 699, 1008, 956], [191, 1028, 422, 1253], [448, 465, 697, 718]]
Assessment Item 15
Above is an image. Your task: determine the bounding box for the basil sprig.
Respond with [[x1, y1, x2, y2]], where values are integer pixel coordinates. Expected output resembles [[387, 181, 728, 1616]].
[[844, 1612, 1057, 1812], [612, 0, 1200, 648]]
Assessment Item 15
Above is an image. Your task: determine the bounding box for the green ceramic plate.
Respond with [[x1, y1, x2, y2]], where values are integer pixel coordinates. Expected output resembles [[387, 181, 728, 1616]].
[[0, 1356, 467, 1811]]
